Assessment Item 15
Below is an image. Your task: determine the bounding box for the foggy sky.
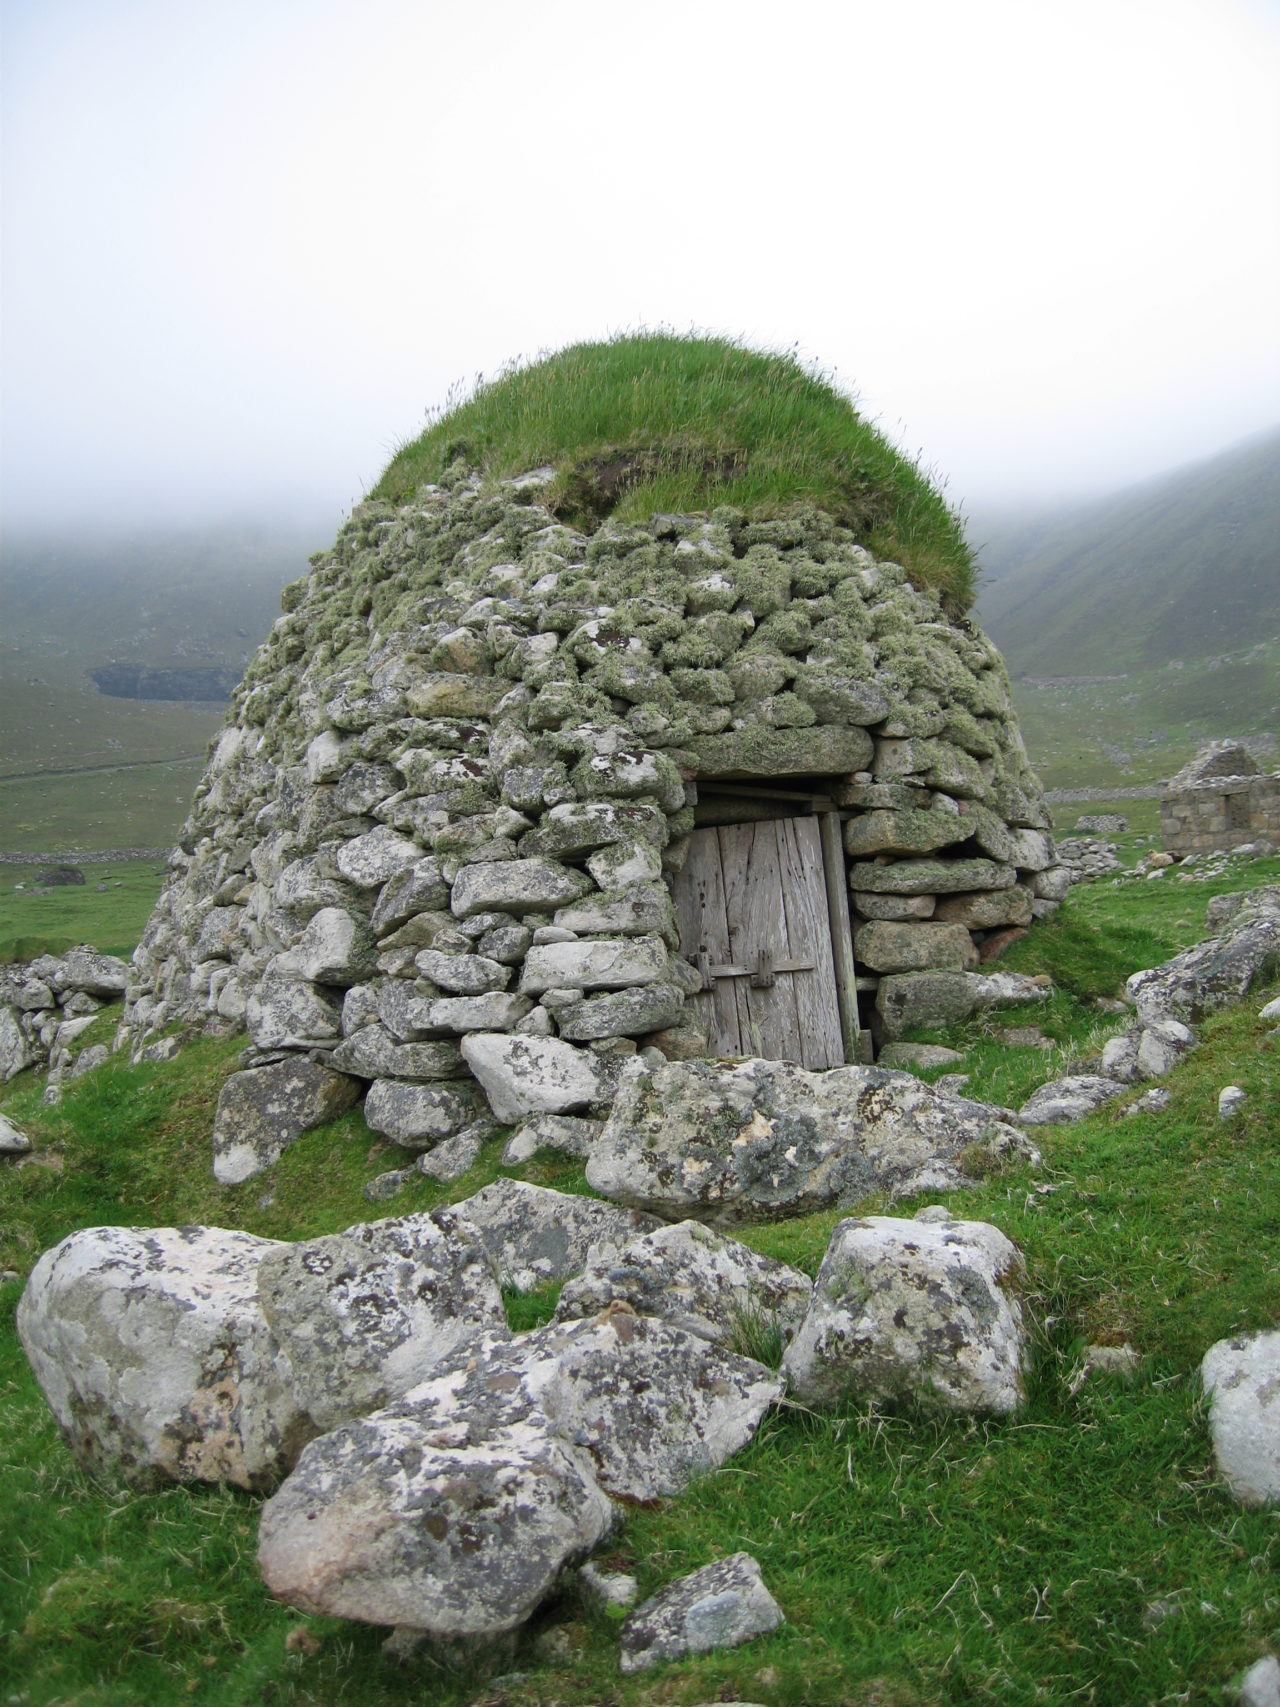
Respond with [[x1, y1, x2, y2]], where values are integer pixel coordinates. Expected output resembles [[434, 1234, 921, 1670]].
[[3, 0, 1278, 536]]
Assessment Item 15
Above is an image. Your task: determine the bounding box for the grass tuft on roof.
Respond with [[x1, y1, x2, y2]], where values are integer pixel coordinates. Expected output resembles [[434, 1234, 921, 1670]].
[[371, 333, 975, 609]]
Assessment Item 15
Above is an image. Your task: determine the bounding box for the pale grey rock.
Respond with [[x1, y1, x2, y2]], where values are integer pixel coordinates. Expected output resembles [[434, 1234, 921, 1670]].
[[586, 838, 663, 888], [329, 1024, 465, 1082], [850, 857, 1017, 895], [61, 990, 102, 1019], [1029, 865, 1073, 901], [934, 886, 1034, 929], [290, 908, 378, 986], [854, 920, 978, 974], [555, 1218, 812, 1350], [1202, 1331, 1280, 1506], [1219, 1085, 1248, 1119], [47, 946, 131, 996], [194, 906, 244, 960], [1259, 995, 1280, 1021], [363, 1167, 413, 1202], [875, 1043, 966, 1070], [1238, 1655, 1280, 1707], [1008, 827, 1055, 871], [449, 1178, 661, 1291], [460, 1033, 605, 1120], [1127, 887, 1280, 1025], [521, 800, 669, 858], [552, 882, 677, 941], [852, 891, 936, 920], [782, 1212, 1027, 1414], [392, 1313, 782, 1502], [274, 856, 358, 921], [514, 1005, 555, 1037], [1018, 1075, 1128, 1125], [476, 922, 533, 963], [619, 1552, 783, 1674], [212, 1057, 362, 1184], [415, 992, 534, 1034], [415, 1122, 494, 1181], [68, 1043, 109, 1078], [258, 1413, 615, 1636], [1135, 1018, 1197, 1078], [875, 969, 1050, 1040], [1100, 1030, 1142, 1083], [364, 1077, 488, 1149], [0, 1111, 32, 1153], [450, 858, 591, 919], [16, 1224, 304, 1488], [369, 858, 449, 935], [246, 973, 343, 1050], [587, 1058, 1036, 1224], [520, 933, 669, 995], [335, 826, 423, 889], [501, 1113, 603, 1162], [255, 1206, 505, 1430], [1122, 1085, 1171, 1116], [413, 948, 511, 994], [577, 1561, 638, 1610], [555, 983, 685, 1041], [0, 1007, 37, 1080]]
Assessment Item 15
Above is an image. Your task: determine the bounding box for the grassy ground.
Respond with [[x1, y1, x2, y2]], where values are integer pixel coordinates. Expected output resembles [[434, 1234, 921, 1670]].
[[371, 334, 975, 608], [2, 855, 1279, 1705], [0, 762, 207, 858], [0, 859, 169, 962]]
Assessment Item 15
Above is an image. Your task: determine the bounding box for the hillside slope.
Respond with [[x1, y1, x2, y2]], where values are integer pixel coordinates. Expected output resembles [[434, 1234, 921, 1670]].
[[973, 426, 1280, 677]]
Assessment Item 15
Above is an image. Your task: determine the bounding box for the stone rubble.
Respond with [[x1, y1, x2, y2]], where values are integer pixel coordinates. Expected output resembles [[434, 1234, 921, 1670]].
[[618, 1552, 784, 1673], [0, 946, 130, 1084]]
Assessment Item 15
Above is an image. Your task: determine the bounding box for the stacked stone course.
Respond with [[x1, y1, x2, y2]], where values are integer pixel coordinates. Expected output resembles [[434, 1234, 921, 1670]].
[[122, 468, 1063, 1135], [1161, 742, 1280, 858]]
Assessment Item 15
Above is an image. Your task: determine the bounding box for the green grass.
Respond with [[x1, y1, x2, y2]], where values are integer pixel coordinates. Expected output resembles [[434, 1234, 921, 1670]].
[[371, 333, 976, 608], [0, 858, 168, 961], [3, 859, 1280, 1705]]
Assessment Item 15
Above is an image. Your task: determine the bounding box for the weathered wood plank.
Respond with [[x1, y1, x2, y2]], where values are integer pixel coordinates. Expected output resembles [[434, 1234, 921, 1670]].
[[778, 815, 844, 1068], [673, 826, 742, 1054], [722, 820, 798, 1060], [820, 809, 866, 1064]]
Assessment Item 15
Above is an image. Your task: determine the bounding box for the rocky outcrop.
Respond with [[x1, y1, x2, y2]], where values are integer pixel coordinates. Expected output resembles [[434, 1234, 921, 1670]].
[[114, 473, 1059, 1139]]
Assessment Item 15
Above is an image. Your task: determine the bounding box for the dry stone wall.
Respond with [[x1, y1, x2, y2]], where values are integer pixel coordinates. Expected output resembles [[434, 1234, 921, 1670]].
[[1161, 742, 1280, 858], [123, 468, 1062, 1142]]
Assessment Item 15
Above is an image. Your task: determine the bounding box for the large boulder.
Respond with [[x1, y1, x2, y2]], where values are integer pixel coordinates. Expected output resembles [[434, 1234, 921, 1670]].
[[1202, 1330, 1280, 1507], [211, 1056, 362, 1184], [1127, 886, 1280, 1025], [16, 1225, 307, 1488], [586, 1058, 1036, 1224], [782, 1210, 1027, 1413], [255, 1206, 505, 1430]]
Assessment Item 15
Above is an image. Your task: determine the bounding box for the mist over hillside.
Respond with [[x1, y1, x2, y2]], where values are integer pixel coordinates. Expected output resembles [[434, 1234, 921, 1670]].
[[968, 429, 1280, 791], [972, 426, 1280, 676]]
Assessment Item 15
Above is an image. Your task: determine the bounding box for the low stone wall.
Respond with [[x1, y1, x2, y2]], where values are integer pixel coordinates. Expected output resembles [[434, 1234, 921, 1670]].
[[1161, 774, 1280, 857]]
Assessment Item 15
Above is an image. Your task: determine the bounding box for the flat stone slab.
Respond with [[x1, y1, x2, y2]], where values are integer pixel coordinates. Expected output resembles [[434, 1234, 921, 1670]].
[[586, 1058, 1037, 1224], [850, 858, 1017, 895], [460, 1032, 605, 1120], [688, 724, 872, 780], [619, 1552, 784, 1673], [450, 858, 591, 919], [363, 1078, 488, 1149]]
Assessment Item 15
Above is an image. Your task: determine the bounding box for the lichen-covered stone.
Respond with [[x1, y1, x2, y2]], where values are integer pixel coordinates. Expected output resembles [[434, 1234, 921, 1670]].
[[450, 858, 591, 919], [460, 1033, 605, 1120], [587, 1058, 1036, 1224], [1017, 1074, 1128, 1125], [854, 920, 978, 973], [555, 1219, 811, 1350], [1201, 1330, 1280, 1507], [555, 983, 685, 1040], [363, 1078, 489, 1149], [619, 1553, 784, 1673], [781, 1211, 1027, 1413], [875, 970, 1050, 1039], [246, 972, 344, 1050], [520, 934, 668, 995], [448, 1179, 661, 1291], [16, 1225, 305, 1488], [255, 1207, 504, 1430], [212, 1057, 362, 1184], [850, 857, 1018, 895], [329, 1023, 464, 1081]]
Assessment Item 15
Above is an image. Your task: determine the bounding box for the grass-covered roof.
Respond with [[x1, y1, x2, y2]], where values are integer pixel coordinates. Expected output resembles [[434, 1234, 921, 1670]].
[[371, 334, 976, 609]]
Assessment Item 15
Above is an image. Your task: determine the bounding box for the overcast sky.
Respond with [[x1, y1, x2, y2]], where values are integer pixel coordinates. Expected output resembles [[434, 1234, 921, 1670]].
[[3, 0, 1278, 536]]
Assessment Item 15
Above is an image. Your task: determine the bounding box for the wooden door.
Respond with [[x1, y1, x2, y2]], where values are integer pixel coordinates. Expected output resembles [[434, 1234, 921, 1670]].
[[671, 816, 846, 1069]]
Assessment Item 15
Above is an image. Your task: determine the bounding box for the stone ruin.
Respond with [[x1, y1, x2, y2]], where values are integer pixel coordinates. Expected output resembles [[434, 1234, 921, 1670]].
[[121, 466, 1066, 1163], [1161, 741, 1280, 858]]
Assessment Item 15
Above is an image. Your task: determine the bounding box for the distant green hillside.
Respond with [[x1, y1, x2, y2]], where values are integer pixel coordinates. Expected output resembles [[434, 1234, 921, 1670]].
[[0, 524, 323, 850], [973, 426, 1280, 677]]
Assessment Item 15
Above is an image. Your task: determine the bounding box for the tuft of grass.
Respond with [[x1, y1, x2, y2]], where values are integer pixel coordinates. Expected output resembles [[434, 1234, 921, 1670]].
[[370, 333, 975, 607]]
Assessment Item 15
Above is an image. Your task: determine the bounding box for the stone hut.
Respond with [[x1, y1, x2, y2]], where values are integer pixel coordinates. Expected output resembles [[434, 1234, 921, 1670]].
[[1160, 742, 1280, 857], [123, 376, 1065, 1151]]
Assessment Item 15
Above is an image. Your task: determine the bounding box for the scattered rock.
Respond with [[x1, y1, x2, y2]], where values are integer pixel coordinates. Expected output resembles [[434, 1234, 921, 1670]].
[[212, 1057, 362, 1184], [874, 1043, 966, 1070], [1219, 1085, 1248, 1119], [782, 1211, 1027, 1414], [1202, 1331, 1280, 1506], [1018, 1075, 1128, 1125], [619, 1552, 784, 1673], [1237, 1654, 1280, 1707], [0, 1112, 33, 1154]]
